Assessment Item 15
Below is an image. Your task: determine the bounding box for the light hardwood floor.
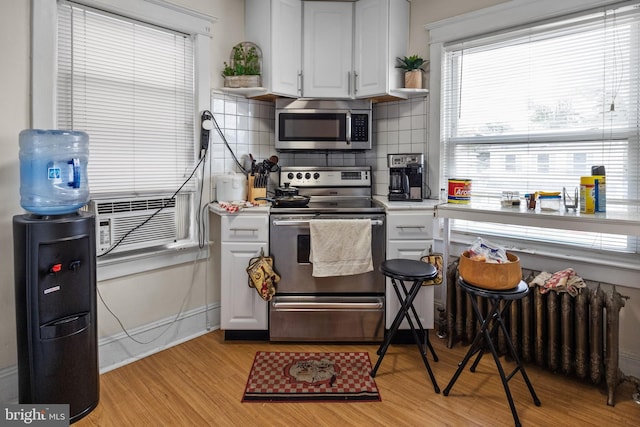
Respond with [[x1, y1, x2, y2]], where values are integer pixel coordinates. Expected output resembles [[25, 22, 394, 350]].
[[77, 329, 639, 426]]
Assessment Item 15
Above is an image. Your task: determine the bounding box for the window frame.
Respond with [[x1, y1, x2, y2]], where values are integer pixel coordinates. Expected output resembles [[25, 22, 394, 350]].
[[427, 0, 640, 282], [32, 0, 213, 280]]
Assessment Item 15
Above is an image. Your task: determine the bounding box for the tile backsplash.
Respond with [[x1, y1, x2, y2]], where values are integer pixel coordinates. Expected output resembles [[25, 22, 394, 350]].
[[209, 90, 430, 198]]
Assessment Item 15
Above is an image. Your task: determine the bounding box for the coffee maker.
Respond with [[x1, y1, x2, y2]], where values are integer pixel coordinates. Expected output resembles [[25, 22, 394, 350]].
[[387, 153, 424, 201]]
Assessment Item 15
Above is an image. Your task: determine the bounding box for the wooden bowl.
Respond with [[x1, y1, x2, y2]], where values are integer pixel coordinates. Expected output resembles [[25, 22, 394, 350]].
[[458, 250, 522, 290]]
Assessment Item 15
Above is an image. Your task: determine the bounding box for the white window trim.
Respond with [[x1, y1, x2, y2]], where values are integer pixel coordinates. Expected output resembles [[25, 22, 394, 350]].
[[425, 0, 640, 279], [426, 0, 624, 195], [31, 0, 215, 278]]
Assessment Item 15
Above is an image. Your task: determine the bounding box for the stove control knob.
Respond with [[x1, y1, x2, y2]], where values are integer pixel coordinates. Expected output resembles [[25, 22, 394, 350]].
[[313, 172, 320, 180], [287, 172, 294, 179], [305, 172, 311, 179], [296, 172, 303, 179]]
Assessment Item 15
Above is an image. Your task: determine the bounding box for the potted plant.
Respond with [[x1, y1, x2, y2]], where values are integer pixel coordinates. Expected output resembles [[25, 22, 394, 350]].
[[396, 55, 428, 89], [222, 42, 262, 88]]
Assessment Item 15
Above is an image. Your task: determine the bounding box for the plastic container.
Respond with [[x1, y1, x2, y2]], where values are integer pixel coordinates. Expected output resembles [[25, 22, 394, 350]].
[[539, 195, 561, 211], [215, 173, 247, 201], [19, 129, 90, 215]]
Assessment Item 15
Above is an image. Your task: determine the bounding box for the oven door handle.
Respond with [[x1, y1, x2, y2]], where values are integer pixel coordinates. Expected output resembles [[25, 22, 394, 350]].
[[271, 301, 383, 310], [272, 219, 383, 227]]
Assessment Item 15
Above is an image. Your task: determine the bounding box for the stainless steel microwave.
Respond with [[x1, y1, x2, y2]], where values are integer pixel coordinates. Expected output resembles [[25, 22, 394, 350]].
[[275, 98, 372, 151]]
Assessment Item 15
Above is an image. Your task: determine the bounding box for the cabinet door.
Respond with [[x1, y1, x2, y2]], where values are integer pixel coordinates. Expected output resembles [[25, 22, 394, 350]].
[[220, 242, 268, 330], [354, 0, 388, 97], [246, 0, 301, 97], [386, 240, 435, 330], [271, 0, 302, 96], [303, 1, 353, 98]]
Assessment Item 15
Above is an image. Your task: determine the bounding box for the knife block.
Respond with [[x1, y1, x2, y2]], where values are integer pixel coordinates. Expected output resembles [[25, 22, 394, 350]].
[[247, 176, 267, 205]]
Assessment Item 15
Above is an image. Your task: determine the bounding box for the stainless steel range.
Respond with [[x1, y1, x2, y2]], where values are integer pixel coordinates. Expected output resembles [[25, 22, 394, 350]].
[[269, 166, 386, 342]]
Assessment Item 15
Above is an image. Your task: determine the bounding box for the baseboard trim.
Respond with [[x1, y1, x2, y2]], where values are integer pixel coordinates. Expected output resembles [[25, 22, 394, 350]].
[[98, 302, 221, 373]]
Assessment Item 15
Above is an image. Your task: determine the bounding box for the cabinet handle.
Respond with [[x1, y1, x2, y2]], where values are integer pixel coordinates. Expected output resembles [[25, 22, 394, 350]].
[[272, 301, 383, 310], [273, 219, 383, 226], [396, 226, 425, 230], [347, 71, 351, 96], [229, 228, 259, 232], [297, 71, 303, 95], [354, 71, 358, 94]]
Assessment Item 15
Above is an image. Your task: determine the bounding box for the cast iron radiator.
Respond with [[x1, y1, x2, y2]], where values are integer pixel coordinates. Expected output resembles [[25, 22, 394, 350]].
[[444, 261, 628, 406]]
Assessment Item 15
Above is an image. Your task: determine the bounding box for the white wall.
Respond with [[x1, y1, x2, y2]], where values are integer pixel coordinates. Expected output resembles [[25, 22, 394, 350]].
[[0, 0, 32, 371]]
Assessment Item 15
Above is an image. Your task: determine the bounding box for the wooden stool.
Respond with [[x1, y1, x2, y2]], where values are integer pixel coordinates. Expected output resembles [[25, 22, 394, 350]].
[[370, 259, 440, 393], [443, 278, 541, 427]]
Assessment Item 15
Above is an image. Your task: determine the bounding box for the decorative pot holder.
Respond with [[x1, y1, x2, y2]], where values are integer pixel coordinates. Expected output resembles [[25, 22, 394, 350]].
[[246, 248, 280, 301]]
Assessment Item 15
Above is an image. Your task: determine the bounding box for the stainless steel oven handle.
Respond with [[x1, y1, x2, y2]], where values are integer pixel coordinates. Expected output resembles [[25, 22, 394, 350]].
[[272, 301, 383, 310], [272, 219, 383, 226]]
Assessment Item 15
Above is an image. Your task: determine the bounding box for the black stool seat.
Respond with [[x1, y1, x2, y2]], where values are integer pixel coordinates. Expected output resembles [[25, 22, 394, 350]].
[[443, 278, 541, 427], [371, 259, 440, 393], [380, 258, 437, 281]]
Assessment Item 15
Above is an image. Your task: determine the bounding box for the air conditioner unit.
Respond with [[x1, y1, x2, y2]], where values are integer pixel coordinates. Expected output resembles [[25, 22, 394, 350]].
[[88, 196, 177, 255]]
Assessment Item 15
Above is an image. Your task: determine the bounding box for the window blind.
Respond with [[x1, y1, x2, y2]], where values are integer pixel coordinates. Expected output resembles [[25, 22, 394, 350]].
[[441, 2, 640, 253], [56, 2, 196, 196]]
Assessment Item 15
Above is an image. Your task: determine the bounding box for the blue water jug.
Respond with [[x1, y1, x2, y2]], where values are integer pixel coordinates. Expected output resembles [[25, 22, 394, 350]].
[[19, 129, 90, 215]]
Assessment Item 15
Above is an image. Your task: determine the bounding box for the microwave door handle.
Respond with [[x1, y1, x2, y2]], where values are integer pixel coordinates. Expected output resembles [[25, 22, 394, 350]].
[[346, 112, 351, 145]]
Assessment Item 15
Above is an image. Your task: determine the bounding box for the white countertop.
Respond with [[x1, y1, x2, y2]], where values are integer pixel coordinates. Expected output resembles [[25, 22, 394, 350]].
[[373, 195, 440, 211], [437, 201, 640, 236], [209, 202, 269, 215]]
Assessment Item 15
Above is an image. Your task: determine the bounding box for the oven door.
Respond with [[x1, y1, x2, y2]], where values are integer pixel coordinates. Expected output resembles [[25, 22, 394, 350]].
[[269, 214, 386, 294], [269, 295, 384, 342]]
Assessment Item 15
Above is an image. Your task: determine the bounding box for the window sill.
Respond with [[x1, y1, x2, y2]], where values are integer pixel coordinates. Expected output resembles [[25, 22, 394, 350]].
[[97, 242, 209, 282]]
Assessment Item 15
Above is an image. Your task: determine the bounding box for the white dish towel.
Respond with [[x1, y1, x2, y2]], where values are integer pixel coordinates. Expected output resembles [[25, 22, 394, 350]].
[[309, 219, 373, 277]]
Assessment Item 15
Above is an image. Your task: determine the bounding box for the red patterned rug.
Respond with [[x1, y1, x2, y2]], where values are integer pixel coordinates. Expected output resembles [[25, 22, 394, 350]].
[[242, 351, 381, 402]]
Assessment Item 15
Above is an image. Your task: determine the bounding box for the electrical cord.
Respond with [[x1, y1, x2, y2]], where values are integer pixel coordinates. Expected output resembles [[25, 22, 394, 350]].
[[98, 130, 209, 258], [211, 113, 248, 175], [97, 110, 212, 344], [97, 247, 204, 345]]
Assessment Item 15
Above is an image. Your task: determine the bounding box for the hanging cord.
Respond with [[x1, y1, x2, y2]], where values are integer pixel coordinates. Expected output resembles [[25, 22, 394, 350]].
[[96, 151, 207, 257], [98, 111, 213, 343], [97, 249, 204, 345], [211, 113, 248, 175]]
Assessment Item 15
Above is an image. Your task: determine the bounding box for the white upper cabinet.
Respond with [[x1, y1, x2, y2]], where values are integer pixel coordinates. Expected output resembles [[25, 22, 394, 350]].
[[244, 0, 411, 101], [355, 0, 408, 98], [246, 0, 302, 98], [303, 1, 354, 98]]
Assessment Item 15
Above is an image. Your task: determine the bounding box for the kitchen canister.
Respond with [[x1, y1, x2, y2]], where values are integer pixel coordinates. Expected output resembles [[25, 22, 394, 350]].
[[19, 129, 90, 215], [447, 178, 471, 204], [215, 173, 247, 202], [580, 175, 606, 214]]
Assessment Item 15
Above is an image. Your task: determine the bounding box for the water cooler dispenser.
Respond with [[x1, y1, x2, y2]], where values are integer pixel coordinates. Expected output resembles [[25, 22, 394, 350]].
[[13, 129, 99, 423]]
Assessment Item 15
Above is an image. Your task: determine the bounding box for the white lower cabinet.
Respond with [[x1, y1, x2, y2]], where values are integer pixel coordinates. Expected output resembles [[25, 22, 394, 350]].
[[220, 241, 269, 331], [385, 210, 435, 330], [213, 213, 269, 334]]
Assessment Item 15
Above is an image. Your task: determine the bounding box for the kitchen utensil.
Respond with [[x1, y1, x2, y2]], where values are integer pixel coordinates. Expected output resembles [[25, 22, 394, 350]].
[[275, 182, 298, 197], [255, 194, 310, 208]]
